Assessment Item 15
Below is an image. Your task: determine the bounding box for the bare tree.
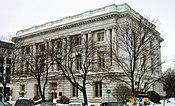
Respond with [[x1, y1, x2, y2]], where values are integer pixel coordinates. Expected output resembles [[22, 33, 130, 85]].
[[112, 84, 131, 101], [111, 17, 164, 94], [0, 41, 15, 101], [50, 35, 110, 105], [163, 68, 175, 97], [13, 41, 53, 101]]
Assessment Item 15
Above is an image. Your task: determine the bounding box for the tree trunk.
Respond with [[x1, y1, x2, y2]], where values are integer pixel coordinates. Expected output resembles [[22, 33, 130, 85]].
[[131, 74, 135, 95], [37, 78, 45, 102], [82, 89, 88, 106]]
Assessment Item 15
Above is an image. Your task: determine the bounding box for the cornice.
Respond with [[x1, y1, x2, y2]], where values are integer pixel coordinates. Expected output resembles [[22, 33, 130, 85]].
[[12, 11, 145, 43], [13, 3, 145, 42], [13, 12, 120, 41]]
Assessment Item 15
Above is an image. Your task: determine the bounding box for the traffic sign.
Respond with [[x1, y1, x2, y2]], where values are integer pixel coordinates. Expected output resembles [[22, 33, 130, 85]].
[[106, 89, 111, 94]]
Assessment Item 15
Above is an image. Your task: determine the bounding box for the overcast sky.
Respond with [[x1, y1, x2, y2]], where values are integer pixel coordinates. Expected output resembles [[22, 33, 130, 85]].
[[0, 0, 175, 70]]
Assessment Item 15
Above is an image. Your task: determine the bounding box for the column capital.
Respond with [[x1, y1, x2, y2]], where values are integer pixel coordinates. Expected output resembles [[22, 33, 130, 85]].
[[81, 31, 92, 35], [112, 25, 118, 29], [104, 25, 118, 30], [47, 38, 52, 42], [104, 27, 110, 30]]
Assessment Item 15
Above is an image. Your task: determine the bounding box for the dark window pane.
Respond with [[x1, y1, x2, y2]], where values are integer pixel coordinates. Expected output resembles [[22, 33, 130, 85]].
[[0, 57, 4, 64]]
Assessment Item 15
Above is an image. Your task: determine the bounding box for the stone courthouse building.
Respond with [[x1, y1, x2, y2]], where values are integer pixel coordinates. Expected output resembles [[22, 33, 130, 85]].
[[12, 3, 163, 102]]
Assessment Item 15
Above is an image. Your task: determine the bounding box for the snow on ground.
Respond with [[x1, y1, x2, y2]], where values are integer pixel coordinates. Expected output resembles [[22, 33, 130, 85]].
[[153, 98, 175, 106]]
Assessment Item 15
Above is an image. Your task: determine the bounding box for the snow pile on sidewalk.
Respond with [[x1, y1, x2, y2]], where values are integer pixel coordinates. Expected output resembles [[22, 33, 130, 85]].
[[155, 97, 175, 106], [168, 97, 175, 103]]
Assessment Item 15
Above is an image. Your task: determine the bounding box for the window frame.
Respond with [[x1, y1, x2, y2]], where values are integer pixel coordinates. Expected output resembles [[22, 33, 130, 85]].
[[97, 51, 105, 68], [75, 55, 81, 70], [20, 84, 25, 91], [34, 84, 40, 97], [25, 46, 30, 55], [94, 81, 102, 97], [97, 32, 104, 42], [72, 84, 78, 97]]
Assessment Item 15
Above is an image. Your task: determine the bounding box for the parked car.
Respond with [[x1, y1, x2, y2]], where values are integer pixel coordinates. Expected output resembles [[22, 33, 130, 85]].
[[14, 98, 34, 106], [0, 101, 5, 106], [3, 102, 11, 106], [6, 101, 16, 106], [68, 102, 99, 106], [0, 101, 12, 106], [68, 103, 83, 106], [40, 102, 56, 106], [99, 102, 123, 106]]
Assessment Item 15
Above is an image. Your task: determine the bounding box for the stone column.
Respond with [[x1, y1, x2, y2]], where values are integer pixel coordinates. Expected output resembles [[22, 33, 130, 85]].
[[48, 39, 52, 51], [88, 33, 92, 41], [112, 26, 119, 70], [104, 28, 111, 66], [105, 28, 111, 43], [82, 33, 86, 45], [112, 27, 118, 52], [87, 31, 93, 43], [32, 43, 36, 74], [21, 46, 24, 73], [4, 57, 6, 75], [44, 41, 48, 50], [63, 37, 68, 67], [33, 43, 37, 56]]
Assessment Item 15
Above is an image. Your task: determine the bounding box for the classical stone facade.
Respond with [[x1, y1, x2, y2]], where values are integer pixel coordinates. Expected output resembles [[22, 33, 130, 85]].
[[0, 41, 15, 101], [12, 3, 163, 102]]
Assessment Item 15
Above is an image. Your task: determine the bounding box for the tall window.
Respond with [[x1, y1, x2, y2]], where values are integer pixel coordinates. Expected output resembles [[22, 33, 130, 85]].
[[34, 84, 40, 97], [50, 82, 57, 99], [134, 82, 138, 91], [0, 67, 3, 82], [6, 58, 11, 82], [74, 35, 81, 46], [72, 84, 78, 97], [0, 57, 4, 67], [6, 66, 11, 83], [56, 39, 62, 50], [25, 62, 30, 74], [6, 58, 11, 64], [51, 40, 55, 51], [149, 41, 154, 66], [5, 87, 10, 96], [39, 59, 45, 72], [51, 82, 57, 90], [97, 32, 104, 41], [7, 50, 12, 57], [0, 57, 4, 82], [57, 58, 62, 70], [39, 44, 45, 52], [97, 51, 105, 68], [94, 81, 102, 97], [76, 55, 81, 70], [20, 85, 25, 91], [20, 84, 25, 97], [25, 46, 30, 54]]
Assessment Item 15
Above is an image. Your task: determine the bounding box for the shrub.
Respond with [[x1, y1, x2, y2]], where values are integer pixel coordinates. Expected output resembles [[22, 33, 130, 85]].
[[33, 95, 40, 101], [147, 91, 161, 103], [57, 95, 69, 104]]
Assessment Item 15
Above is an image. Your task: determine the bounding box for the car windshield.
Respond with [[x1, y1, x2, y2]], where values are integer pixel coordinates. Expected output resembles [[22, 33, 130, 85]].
[[15, 99, 34, 106]]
